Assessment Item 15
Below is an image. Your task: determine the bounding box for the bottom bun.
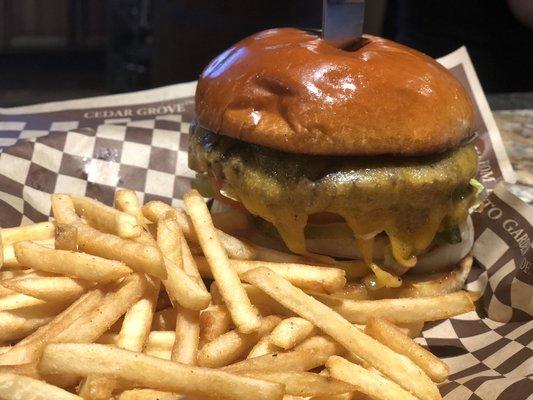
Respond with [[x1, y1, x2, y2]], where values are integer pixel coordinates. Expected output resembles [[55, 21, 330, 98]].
[[306, 217, 474, 274], [329, 254, 473, 299], [211, 200, 474, 275]]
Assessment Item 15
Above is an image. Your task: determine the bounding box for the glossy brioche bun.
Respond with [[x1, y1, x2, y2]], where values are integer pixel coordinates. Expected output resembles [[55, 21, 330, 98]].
[[195, 28, 474, 156]]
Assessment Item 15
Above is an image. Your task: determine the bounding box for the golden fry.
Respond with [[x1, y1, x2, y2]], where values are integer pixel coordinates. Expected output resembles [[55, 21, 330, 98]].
[[0, 372, 82, 400], [197, 315, 281, 368], [51, 194, 79, 224], [71, 195, 141, 238], [1, 276, 93, 302], [313, 291, 476, 324], [14, 241, 132, 282], [184, 190, 260, 333], [54, 223, 77, 251], [195, 257, 346, 293], [243, 268, 440, 400], [270, 317, 317, 350], [40, 343, 284, 400], [327, 356, 418, 400], [75, 223, 167, 279], [1, 222, 55, 246], [365, 317, 449, 383]]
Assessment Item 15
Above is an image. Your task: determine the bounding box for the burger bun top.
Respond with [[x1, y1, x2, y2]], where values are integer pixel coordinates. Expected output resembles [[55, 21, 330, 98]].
[[195, 28, 474, 156]]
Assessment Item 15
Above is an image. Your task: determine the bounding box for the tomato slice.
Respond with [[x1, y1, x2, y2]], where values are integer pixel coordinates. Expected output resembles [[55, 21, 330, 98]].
[[210, 178, 345, 224], [209, 178, 248, 212]]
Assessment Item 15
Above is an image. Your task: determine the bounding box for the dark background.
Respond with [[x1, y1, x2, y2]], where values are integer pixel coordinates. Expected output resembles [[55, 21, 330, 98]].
[[1, 0, 532, 108]]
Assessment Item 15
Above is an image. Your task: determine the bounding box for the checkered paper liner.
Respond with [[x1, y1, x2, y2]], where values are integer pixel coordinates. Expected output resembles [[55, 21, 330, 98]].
[[1, 49, 531, 399]]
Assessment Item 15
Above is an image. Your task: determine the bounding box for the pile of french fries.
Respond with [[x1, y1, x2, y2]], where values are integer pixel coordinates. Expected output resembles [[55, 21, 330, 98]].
[[0, 189, 479, 400]]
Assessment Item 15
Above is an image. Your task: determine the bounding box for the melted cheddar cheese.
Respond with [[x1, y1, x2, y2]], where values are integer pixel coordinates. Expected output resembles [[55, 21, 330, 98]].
[[189, 126, 478, 269]]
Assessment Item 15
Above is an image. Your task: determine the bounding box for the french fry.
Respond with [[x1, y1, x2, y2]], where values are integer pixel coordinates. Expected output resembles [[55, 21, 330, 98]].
[[0, 284, 15, 297], [114, 190, 161, 351], [313, 291, 476, 324], [114, 189, 150, 227], [184, 190, 260, 333], [197, 315, 282, 368], [242, 268, 441, 400], [156, 218, 211, 311], [351, 322, 423, 339], [210, 282, 291, 316], [165, 217, 206, 289], [142, 201, 256, 260], [118, 389, 184, 400], [158, 219, 203, 365], [151, 307, 176, 331], [143, 331, 176, 358], [40, 343, 285, 400], [294, 335, 342, 353], [54, 223, 77, 251], [14, 241, 132, 282], [0, 292, 48, 312], [395, 321, 425, 338], [327, 356, 418, 400], [80, 277, 160, 399], [365, 317, 449, 383], [270, 317, 318, 350], [311, 392, 353, 400], [1, 276, 93, 302], [161, 256, 211, 311], [0, 363, 40, 378], [141, 201, 175, 223], [209, 281, 224, 305], [253, 245, 312, 264], [100, 331, 175, 352], [199, 305, 232, 345], [1, 221, 55, 246], [247, 334, 280, 358], [55, 274, 147, 343], [2, 238, 55, 268], [74, 223, 167, 279], [145, 347, 171, 360], [0, 346, 10, 355], [0, 372, 82, 400], [157, 217, 183, 266], [171, 306, 200, 365], [240, 371, 355, 397], [51, 194, 80, 224], [71, 195, 142, 238], [157, 216, 206, 361], [78, 374, 117, 400], [0, 269, 34, 280], [118, 276, 160, 352], [0, 288, 105, 365], [195, 257, 346, 293], [0, 302, 67, 342], [223, 335, 343, 373]]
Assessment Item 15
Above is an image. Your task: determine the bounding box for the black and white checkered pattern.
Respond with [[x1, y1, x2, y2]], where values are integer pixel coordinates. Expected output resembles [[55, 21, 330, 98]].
[[0, 118, 193, 226]]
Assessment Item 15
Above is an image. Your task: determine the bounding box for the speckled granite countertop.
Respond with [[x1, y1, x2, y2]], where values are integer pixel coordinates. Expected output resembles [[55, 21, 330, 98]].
[[493, 110, 533, 204]]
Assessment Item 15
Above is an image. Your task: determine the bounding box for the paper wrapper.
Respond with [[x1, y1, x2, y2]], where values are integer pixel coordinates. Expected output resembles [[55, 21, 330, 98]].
[[0, 48, 531, 399]]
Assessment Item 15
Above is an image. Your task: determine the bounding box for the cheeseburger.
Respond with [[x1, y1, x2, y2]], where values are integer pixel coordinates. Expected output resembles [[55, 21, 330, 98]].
[[189, 28, 482, 290]]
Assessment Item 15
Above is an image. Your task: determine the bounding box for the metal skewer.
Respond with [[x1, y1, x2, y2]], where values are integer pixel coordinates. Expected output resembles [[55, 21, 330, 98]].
[[322, 0, 365, 48]]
